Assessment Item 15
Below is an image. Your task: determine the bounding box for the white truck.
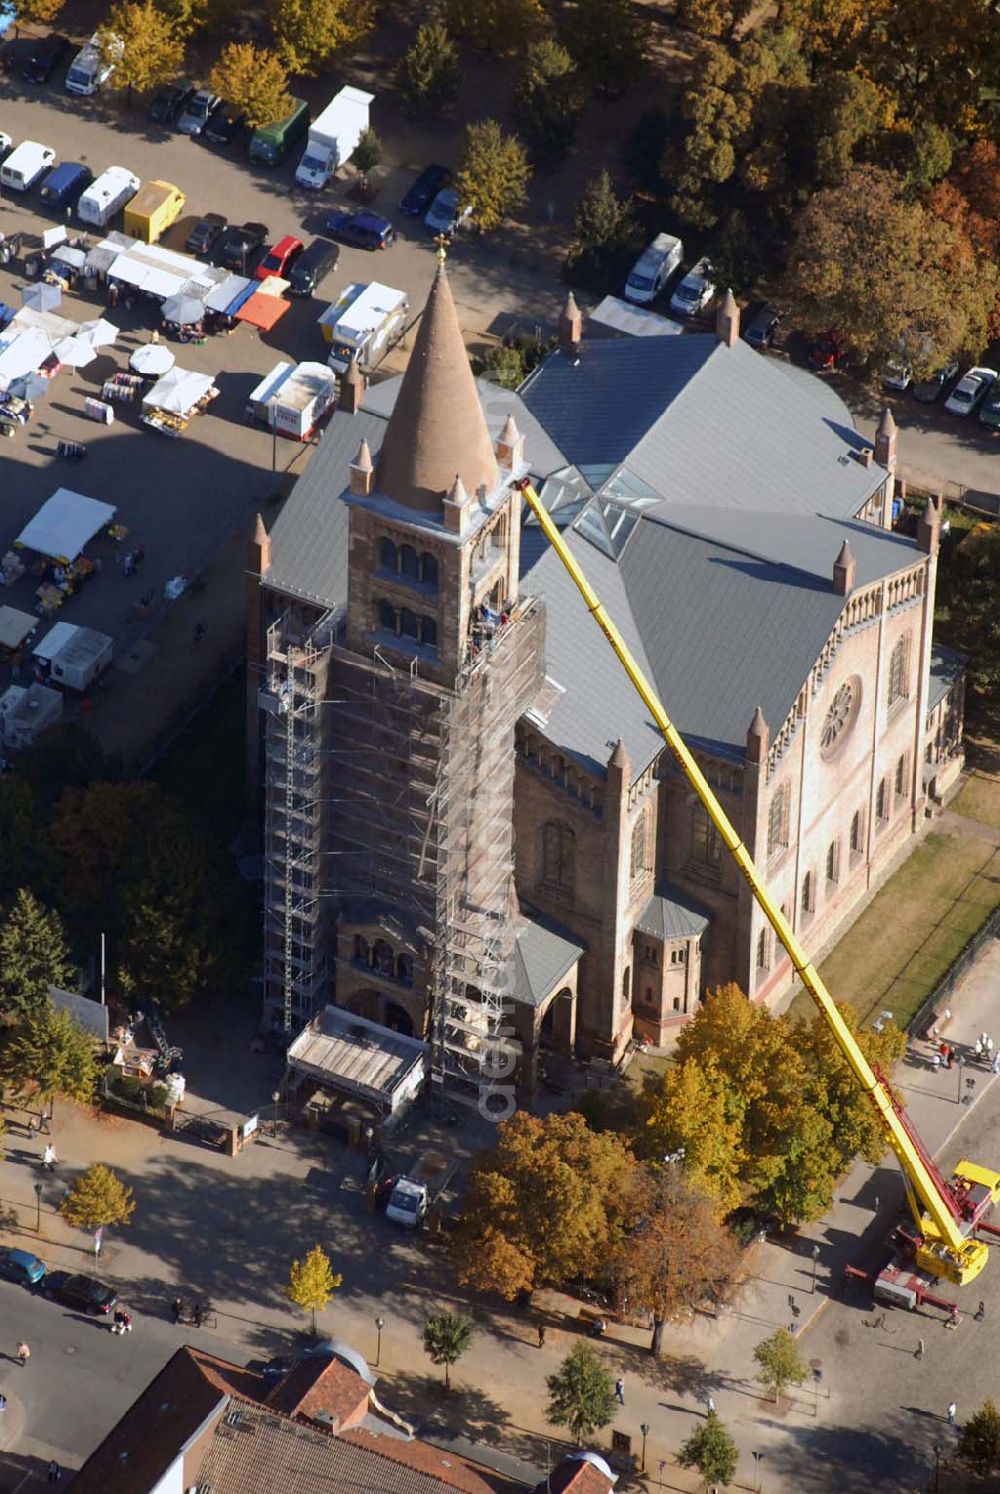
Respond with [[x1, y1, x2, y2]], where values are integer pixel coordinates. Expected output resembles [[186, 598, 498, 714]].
[[65, 32, 120, 96], [385, 1150, 457, 1228], [295, 85, 374, 191], [78, 166, 140, 228], [317, 281, 408, 374], [34, 621, 113, 691], [624, 231, 684, 306]]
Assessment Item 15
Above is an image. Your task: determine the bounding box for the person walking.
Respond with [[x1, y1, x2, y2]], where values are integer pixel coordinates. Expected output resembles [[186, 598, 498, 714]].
[[171, 1296, 183, 1325], [947, 1402, 957, 1424], [992, 1051, 1000, 1077], [915, 1338, 925, 1360], [16, 1341, 29, 1366], [615, 1377, 625, 1406], [706, 1394, 716, 1414], [42, 1143, 56, 1172], [537, 1324, 546, 1349], [47, 1460, 62, 1483]]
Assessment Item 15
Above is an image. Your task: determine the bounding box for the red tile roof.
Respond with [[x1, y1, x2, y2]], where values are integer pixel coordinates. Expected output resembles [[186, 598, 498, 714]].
[[342, 1427, 524, 1492], [264, 1353, 370, 1429]]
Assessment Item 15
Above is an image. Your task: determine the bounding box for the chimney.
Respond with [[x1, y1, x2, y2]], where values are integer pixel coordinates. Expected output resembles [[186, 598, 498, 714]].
[[746, 706, 769, 764], [443, 472, 472, 535], [874, 405, 897, 469], [858, 447, 874, 468], [917, 494, 941, 555], [248, 511, 271, 577], [339, 358, 364, 414], [559, 291, 582, 354], [833, 539, 856, 596], [716, 289, 740, 347], [495, 412, 524, 471], [348, 439, 374, 498]]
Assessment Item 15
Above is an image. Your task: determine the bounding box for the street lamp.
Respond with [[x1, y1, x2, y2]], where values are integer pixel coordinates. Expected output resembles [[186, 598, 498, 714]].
[[811, 1243, 821, 1293], [752, 1449, 764, 1493], [33, 1180, 42, 1232], [271, 1089, 281, 1138], [374, 1314, 385, 1367], [639, 1422, 650, 1471], [933, 1441, 941, 1493]]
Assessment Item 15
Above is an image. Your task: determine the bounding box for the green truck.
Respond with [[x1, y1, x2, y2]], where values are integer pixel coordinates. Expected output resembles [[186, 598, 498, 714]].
[[248, 97, 310, 166]]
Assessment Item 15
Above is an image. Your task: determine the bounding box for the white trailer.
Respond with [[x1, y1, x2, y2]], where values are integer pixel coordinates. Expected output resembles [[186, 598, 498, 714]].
[[34, 621, 113, 691], [317, 281, 407, 373], [78, 167, 140, 229], [295, 86, 374, 190], [247, 360, 338, 440]]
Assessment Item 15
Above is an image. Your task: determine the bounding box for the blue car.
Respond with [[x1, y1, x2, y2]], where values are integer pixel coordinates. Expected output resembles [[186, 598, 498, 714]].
[[324, 211, 395, 251], [0, 1246, 46, 1286]]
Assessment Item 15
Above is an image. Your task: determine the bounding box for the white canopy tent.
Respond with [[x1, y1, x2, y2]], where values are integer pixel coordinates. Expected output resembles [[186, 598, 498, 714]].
[[0, 606, 37, 651], [16, 488, 116, 562], [142, 366, 215, 416]]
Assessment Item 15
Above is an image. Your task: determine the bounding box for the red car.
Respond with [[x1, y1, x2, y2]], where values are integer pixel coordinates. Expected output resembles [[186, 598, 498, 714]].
[[256, 234, 304, 281], [808, 330, 847, 371]]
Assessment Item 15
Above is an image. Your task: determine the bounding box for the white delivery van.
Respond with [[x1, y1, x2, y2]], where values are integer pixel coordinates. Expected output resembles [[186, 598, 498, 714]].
[[669, 256, 716, 318], [295, 85, 373, 190], [1, 141, 55, 192], [624, 231, 684, 306], [65, 32, 120, 96], [78, 166, 140, 228]]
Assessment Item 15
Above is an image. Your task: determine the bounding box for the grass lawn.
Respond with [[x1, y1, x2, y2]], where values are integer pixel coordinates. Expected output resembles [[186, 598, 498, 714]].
[[951, 769, 1000, 831], [787, 827, 1000, 1029]]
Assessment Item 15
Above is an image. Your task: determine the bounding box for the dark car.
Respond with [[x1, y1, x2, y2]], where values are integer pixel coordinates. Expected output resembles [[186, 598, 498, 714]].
[[212, 220, 269, 272], [23, 32, 70, 82], [46, 1270, 117, 1315], [186, 211, 227, 256], [0, 1246, 46, 1287], [399, 163, 448, 217], [324, 211, 395, 252], [149, 80, 195, 125], [288, 237, 339, 297], [203, 102, 244, 146], [743, 306, 781, 351]]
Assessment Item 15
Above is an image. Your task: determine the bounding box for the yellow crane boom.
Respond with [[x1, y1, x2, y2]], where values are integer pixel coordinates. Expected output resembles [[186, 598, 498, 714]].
[[518, 479, 990, 1285]]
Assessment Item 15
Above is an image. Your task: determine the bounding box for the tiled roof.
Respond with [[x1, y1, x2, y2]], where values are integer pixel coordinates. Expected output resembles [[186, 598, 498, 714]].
[[635, 884, 711, 942], [264, 1353, 369, 1429], [507, 911, 586, 1008]]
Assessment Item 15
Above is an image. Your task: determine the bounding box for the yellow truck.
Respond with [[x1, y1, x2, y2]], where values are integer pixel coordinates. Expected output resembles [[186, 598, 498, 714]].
[[122, 180, 185, 244]]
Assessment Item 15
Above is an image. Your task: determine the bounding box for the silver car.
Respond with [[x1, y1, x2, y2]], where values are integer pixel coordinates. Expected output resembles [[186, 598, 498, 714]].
[[177, 88, 221, 137]]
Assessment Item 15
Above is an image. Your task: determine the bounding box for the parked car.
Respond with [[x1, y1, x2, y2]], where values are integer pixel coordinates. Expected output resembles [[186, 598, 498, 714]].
[[39, 161, 92, 210], [424, 186, 469, 237], [148, 80, 194, 125], [743, 306, 781, 350], [212, 220, 269, 272], [808, 331, 847, 370], [186, 211, 227, 255], [668, 256, 715, 318], [882, 359, 912, 392], [0, 1246, 46, 1287], [400, 163, 448, 217], [288, 237, 339, 297], [45, 1270, 117, 1315], [324, 210, 394, 251], [256, 234, 303, 280], [978, 384, 1000, 429], [944, 366, 998, 417], [0, 131, 12, 159], [22, 32, 70, 82], [203, 102, 244, 146], [912, 362, 959, 403], [176, 88, 221, 137]]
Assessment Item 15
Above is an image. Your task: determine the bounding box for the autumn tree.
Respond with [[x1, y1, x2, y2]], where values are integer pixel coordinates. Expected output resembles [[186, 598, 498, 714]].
[[209, 43, 290, 131], [62, 1164, 136, 1233], [99, 0, 184, 103], [287, 1244, 341, 1336], [422, 1310, 473, 1389], [676, 0, 756, 40], [678, 1411, 739, 1488], [271, 0, 373, 75], [958, 1399, 1000, 1478], [443, 0, 544, 53], [455, 120, 531, 234], [860, 0, 1000, 132], [514, 40, 582, 165], [936, 522, 1000, 695], [754, 1327, 806, 1403], [0, 889, 74, 1023], [0, 781, 41, 912], [0, 1001, 98, 1111], [546, 1344, 616, 1444], [562, 0, 646, 94], [452, 1110, 636, 1297], [395, 23, 461, 119], [13, 0, 64, 28], [352, 126, 381, 184], [781, 166, 997, 375]]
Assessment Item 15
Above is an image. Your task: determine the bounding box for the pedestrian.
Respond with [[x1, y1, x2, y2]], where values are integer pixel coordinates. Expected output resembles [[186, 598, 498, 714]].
[[111, 1309, 125, 1335], [976, 1300, 986, 1322], [931, 1053, 941, 1073], [47, 1460, 62, 1483], [947, 1401, 957, 1424], [123, 552, 134, 577], [949, 1304, 960, 1328], [615, 1377, 625, 1406], [706, 1394, 715, 1414], [42, 1142, 56, 1171], [915, 1338, 925, 1360], [26, 1119, 36, 1140], [122, 1309, 133, 1333], [993, 1052, 1000, 1077], [16, 1341, 29, 1366], [193, 1300, 204, 1328], [108, 281, 119, 308], [171, 1296, 183, 1325], [537, 1324, 546, 1349]]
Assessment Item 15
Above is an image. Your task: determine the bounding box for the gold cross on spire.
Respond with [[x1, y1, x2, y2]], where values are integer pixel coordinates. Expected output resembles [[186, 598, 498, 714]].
[[434, 233, 450, 264]]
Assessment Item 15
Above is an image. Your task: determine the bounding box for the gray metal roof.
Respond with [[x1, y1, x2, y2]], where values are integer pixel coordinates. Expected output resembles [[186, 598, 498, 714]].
[[927, 642, 966, 714], [635, 884, 711, 941], [507, 912, 585, 1009]]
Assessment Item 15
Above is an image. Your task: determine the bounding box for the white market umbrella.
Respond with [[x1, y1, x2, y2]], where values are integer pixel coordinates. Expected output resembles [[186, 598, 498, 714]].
[[129, 343, 175, 377], [161, 294, 205, 326], [9, 370, 49, 400], [20, 282, 61, 312], [52, 337, 97, 369], [76, 317, 118, 350]]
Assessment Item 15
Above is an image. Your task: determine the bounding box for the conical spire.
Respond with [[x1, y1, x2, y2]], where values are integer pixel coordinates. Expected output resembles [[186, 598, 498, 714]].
[[354, 438, 373, 472], [376, 264, 498, 514], [877, 405, 896, 438]]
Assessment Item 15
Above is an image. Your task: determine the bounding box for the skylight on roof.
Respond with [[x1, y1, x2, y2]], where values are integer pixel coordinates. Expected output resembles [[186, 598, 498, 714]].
[[524, 465, 592, 527], [602, 465, 661, 508], [573, 498, 640, 559]]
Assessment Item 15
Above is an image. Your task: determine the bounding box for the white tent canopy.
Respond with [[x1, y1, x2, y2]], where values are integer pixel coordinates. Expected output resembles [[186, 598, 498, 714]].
[[142, 366, 215, 416], [0, 605, 37, 651], [16, 488, 116, 562]]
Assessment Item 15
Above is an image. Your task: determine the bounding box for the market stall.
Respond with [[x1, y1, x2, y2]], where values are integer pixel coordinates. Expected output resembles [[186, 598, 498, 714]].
[[0, 605, 37, 653], [234, 276, 291, 333], [16, 488, 117, 563], [247, 360, 337, 440], [129, 343, 175, 377], [140, 366, 217, 436]]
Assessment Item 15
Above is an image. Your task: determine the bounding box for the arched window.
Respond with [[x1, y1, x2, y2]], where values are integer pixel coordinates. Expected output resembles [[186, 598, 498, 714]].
[[850, 809, 862, 853], [396, 953, 413, 985], [621, 966, 631, 1009], [378, 599, 396, 632], [379, 537, 396, 572], [767, 784, 788, 858], [399, 607, 419, 639], [756, 928, 769, 971], [895, 753, 907, 796], [541, 821, 575, 894], [887, 637, 909, 708], [420, 615, 437, 647], [801, 871, 813, 914], [421, 552, 439, 589], [876, 778, 888, 821], [629, 813, 648, 883], [372, 938, 394, 975], [826, 840, 839, 883], [353, 935, 369, 964], [400, 544, 419, 580], [690, 805, 721, 867]]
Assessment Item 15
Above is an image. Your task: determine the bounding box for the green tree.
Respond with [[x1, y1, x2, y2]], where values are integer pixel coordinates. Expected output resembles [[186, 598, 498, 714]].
[[0, 780, 38, 905], [287, 1244, 342, 1335], [546, 1344, 616, 1444], [99, 0, 184, 104], [570, 170, 634, 260], [478, 343, 526, 390], [754, 1328, 807, 1403], [958, 1398, 1000, 1478], [514, 40, 582, 165], [208, 43, 291, 131], [809, 72, 890, 187], [352, 126, 382, 183], [395, 24, 461, 119], [0, 889, 74, 1023], [678, 1411, 739, 1487], [422, 1309, 473, 1389], [937, 522, 1000, 695], [561, 0, 646, 95], [61, 1163, 136, 1232], [452, 1111, 637, 1298], [455, 120, 531, 234], [271, 0, 373, 75], [0, 1001, 98, 1110], [443, 0, 544, 53]]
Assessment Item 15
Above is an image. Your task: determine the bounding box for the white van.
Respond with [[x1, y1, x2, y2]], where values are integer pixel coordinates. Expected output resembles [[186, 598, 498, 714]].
[[65, 32, 120, 96], [624, 231, 683, 306], [0, 140, 55, 192], [78, 166, 139, 228], [669, 256, 716, 318]]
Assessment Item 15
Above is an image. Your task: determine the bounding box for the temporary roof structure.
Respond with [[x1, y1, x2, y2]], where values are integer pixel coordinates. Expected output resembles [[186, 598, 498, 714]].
[[161, 293, 205, 326], [203, 273, 252, 316], [141, 366, 215, 416], [16, 488, 116, 562], [0, 605, 37, 651], [0, 329, 54, 387], [286, 1005, 427, 1116], [235, 287, 290, 332], [52, 336, 97, 369], [106, 241, 225, 304], [20, 282, 61, 312], [76, 317, 118, 349]]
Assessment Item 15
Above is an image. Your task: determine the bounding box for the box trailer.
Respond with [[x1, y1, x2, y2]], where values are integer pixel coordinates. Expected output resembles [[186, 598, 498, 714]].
[[295, 86, 374, 190], [34, 621, 113, 691], [78, 166, 140, 229], [122, 180, 186, 244], [247, 360, 337, 440], [317, 281, 407, 374], [249, 97, 309, 166]]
